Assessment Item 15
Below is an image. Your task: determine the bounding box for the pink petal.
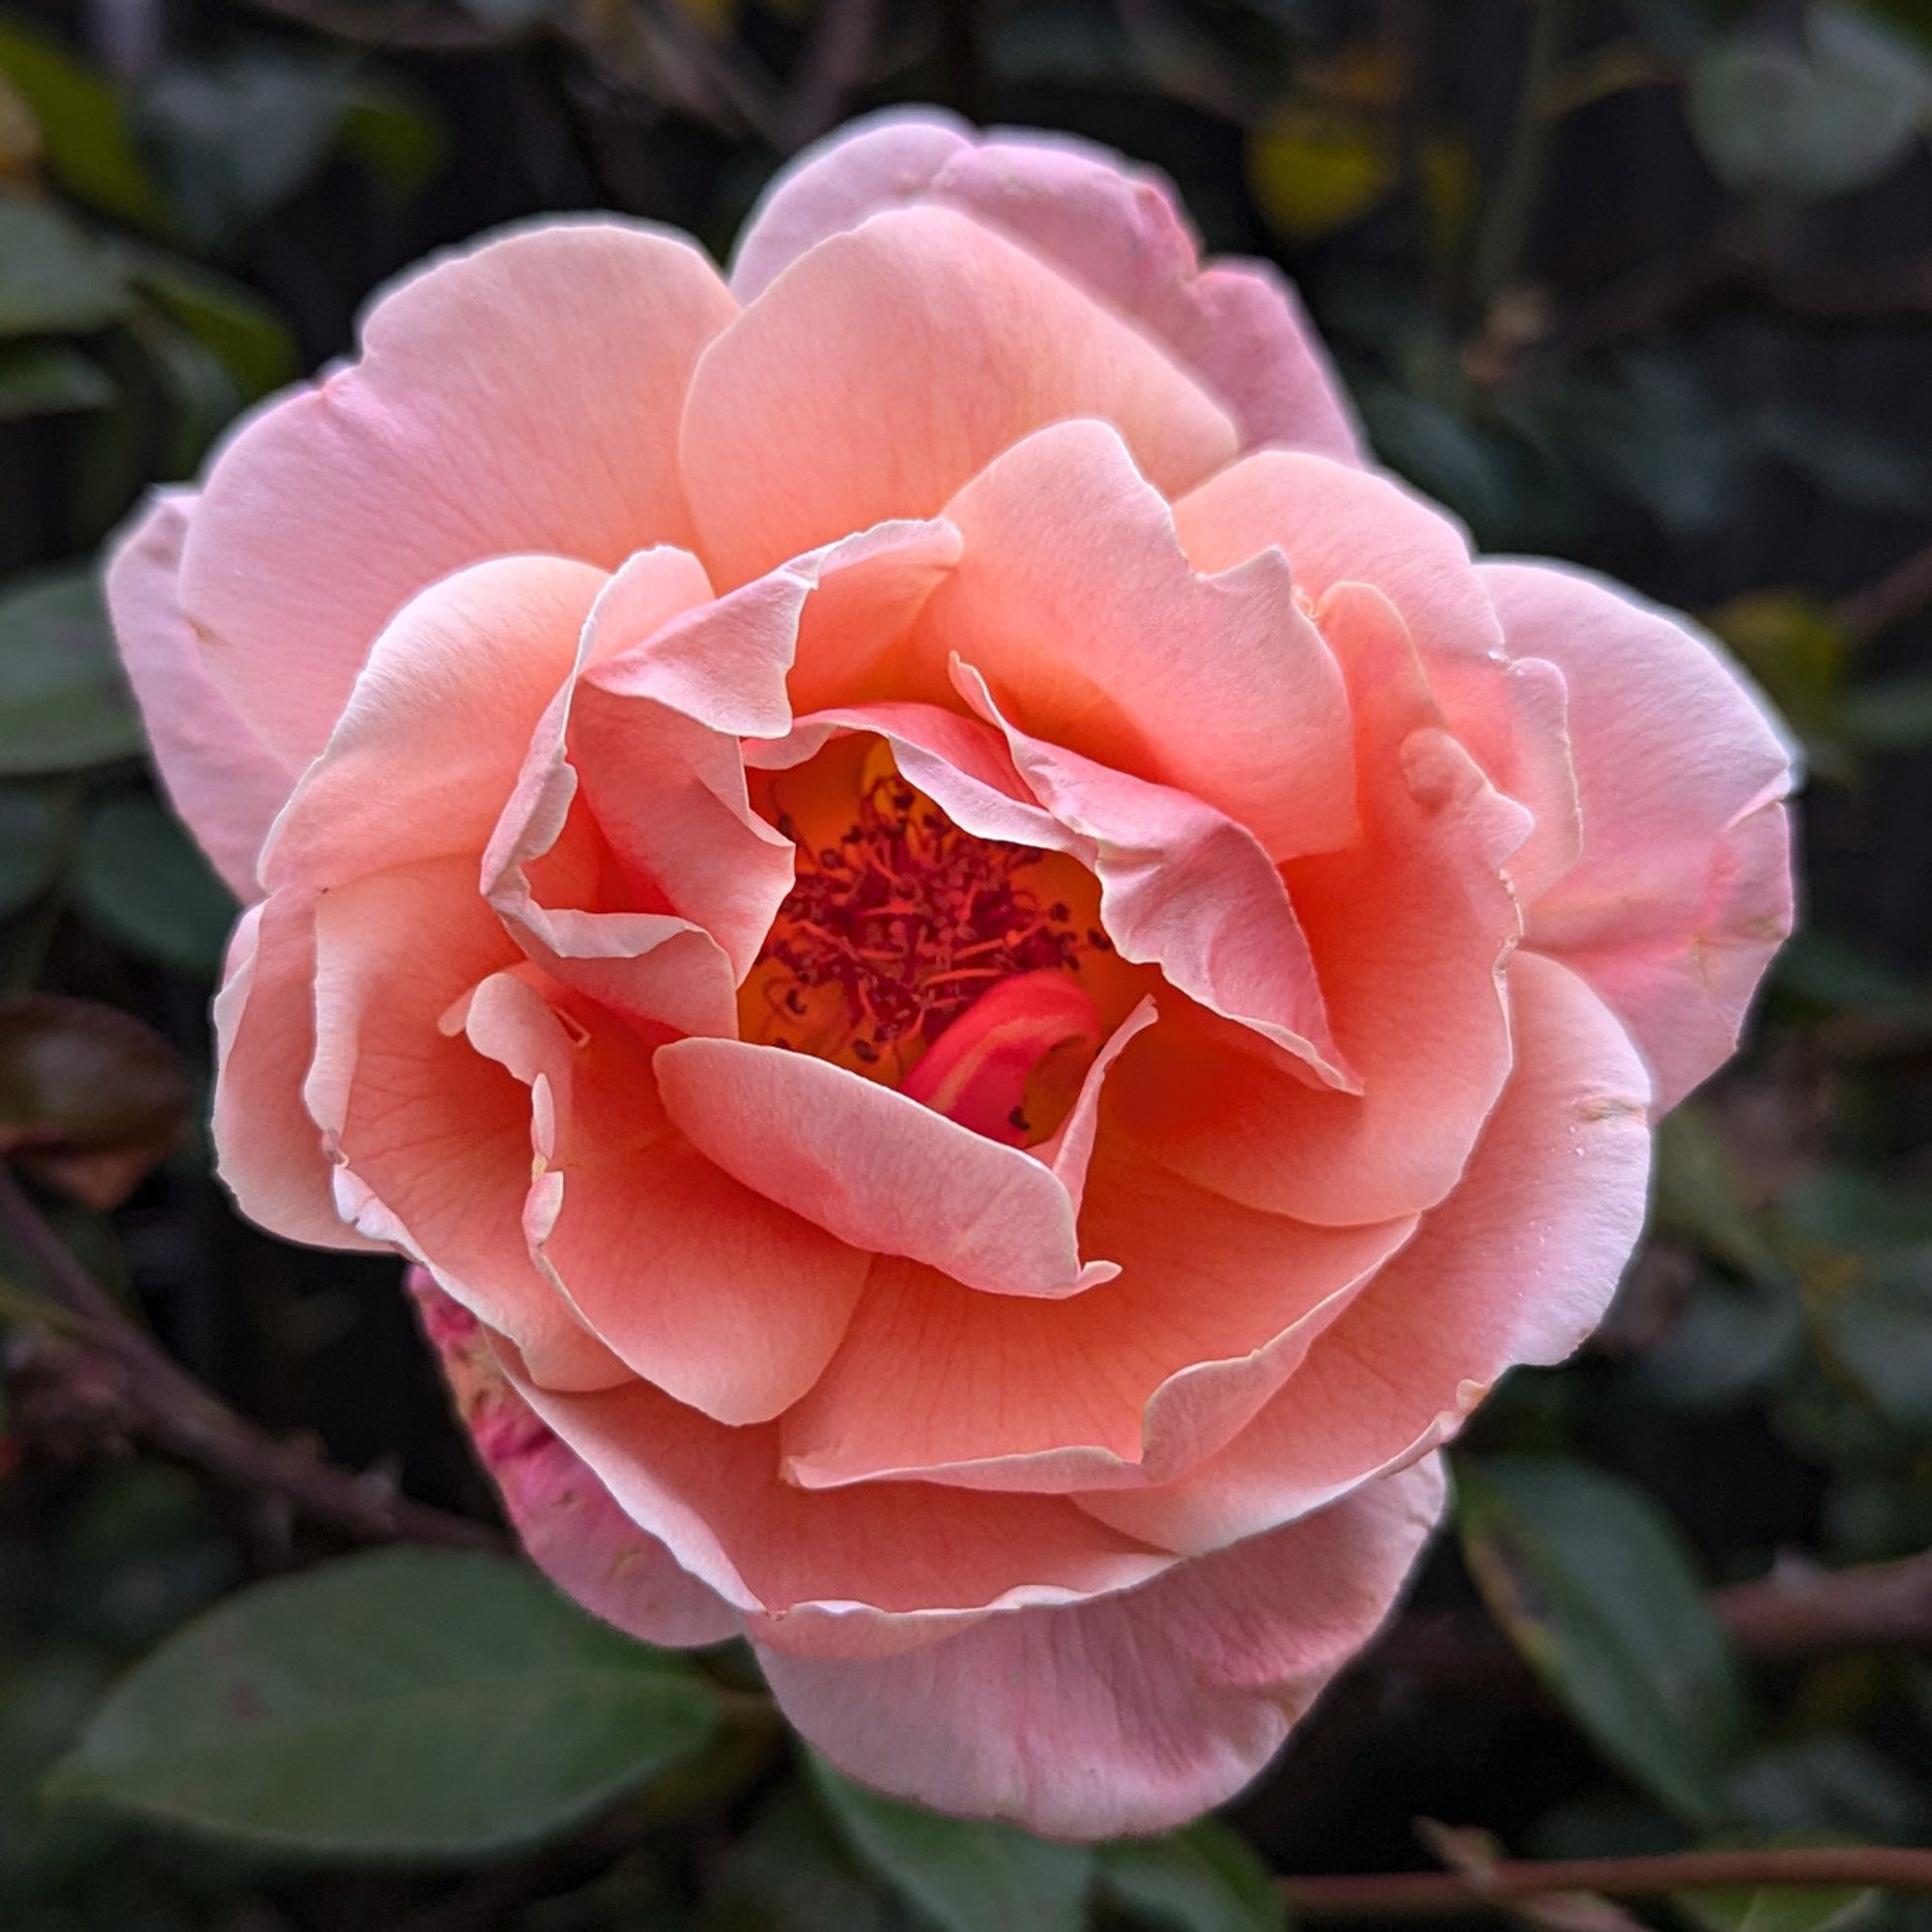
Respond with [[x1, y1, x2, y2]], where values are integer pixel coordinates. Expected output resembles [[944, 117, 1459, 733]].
[[211, 894, 381, 1252], [1484, 561, 1797, 1108], [506, 1363, 1174, 1642], [304, 857, 624, 1393], [262, 555, 607, 893], [181, 223, 735, 767], [681, 205, 1237, 588], [730, 107, 1360, 460], [915, 420, 1358, 861], [103, 491, 292, 898], [779, 1158, 1413, 1494], [651, 1036, 1117, 1296], [954, 660, 1352, 1088], [1110, 583, 1525, 1224], [462, 972, 867, 1426], [755, 1455, 1445, 1838], [1082, 950, 1650, 1553], [410, 1274, 739, 1648]]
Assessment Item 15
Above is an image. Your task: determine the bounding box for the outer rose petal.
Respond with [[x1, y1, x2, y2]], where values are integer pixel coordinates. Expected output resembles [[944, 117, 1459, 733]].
[[1081, 951, 1651, 1554], [730, 106, 1362, 460], [755, 1455, 1445, 1839], [1484, 560, 1797, 1109], [410, 1275, 739, 1647], [680, 205, 1239, 587], [103, 492, 291, 897], [181, 222, 736, 767]]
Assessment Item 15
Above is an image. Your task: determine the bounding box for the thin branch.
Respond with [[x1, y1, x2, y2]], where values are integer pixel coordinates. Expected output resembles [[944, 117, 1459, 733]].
[[781, 0, 881, 149], [1279, 1845, 1932, 1919], [0, 1164, 497, 1552], [1834, 537, 1932, 647]]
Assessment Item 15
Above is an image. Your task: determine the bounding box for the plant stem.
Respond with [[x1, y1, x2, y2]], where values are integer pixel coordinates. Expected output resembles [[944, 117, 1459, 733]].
[[1279, 1845, 1932, 1919], [1467, 0, 1574, 308]]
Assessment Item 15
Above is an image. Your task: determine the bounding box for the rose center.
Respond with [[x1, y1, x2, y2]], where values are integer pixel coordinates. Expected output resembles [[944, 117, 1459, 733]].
[[741, 744, 1118, 1145]]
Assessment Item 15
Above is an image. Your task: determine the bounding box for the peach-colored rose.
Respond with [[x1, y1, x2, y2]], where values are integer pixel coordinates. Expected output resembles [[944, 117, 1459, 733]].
[[107, 109, 1796, 1837]]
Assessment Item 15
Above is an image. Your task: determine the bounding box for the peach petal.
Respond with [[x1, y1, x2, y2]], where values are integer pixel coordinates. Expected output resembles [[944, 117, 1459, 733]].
[[460, 971, 867, 1426], [916, 421, 1357, 861], [410, 1276, 740, 1647], [1111, 583, 1525, 1225], [1485, 560, 1798, 1108], [780, 1160, 1413, 1495], [262, 555, 607, 894], [681, 205, 1238, 588], [955, 660, 1353, 1088], [505, 1362, 1174, 1639], [652, 1029, 1134, 1297], [1081, 951, 1650, 1553], [754, 1456, 1445, 1839], [211, 894, 381, 1252], [103, 492, 293, 898], [179, 225, 733, 770], [304, 857, 624, 1392], [730, 107, 1361, 459]]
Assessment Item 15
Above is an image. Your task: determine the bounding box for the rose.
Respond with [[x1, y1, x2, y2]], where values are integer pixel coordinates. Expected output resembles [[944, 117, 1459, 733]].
[[107, 107, 1796, 1838]]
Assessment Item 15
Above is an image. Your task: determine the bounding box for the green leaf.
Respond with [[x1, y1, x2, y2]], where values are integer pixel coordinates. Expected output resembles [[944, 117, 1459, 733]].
[[1689, 7, 1931, 199], [1651, 1105, 1792, 1288], [0, 18, 167, 230], [1097, 1819, 1287, 1932], [0, 783, 64, 915], [0, 342, 110, 421], [1676, 1878, 1878, 1932], [45, 1548, 720, 1858], [709, 1781, 919, 1932], [1838, 671, 1932, 753], [0, 196, 129, 335], [1628, 1272, 1804, 1412], [339, 79, 448, 200], [1455, 1457, 1748, 1826], [132, 255, 296, 400], [0, 566, 143, 775], [808, 1755, 1094, 1932], [73, 792, 238, 980]]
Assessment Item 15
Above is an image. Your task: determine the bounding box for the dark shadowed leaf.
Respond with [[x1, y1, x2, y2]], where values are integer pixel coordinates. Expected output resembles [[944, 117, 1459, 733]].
[[707, 1780, 919, 1932], [809, 1755, 1094, 1932], [0, 343, 110, 421], [74, 793, 237, 980], [1097, 1819, 1287, 1932], [0, 567, 142, 774], [132, 255, 296, 399], [45, 1548, 720, 1858], [0, 994, 188, 1208], [1456, 1457, 1748, 1826], [1838, 671, 1932, 753], [0, 198, 129, 336], [0, 784, 64, 917]]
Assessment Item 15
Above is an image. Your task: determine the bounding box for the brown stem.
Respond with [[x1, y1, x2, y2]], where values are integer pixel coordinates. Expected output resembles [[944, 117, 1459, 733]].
[[0, 1163, 497, 1552], [1834, 538, 1932, 647], [1279, 1845, 1932, 1919]]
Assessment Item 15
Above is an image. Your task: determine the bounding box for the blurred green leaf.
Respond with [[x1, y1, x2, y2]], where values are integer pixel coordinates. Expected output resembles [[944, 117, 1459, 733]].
[[0, 342, 109, 420], [1096, 1819, 1286, 1932], [1248, 100, 1393, 242], [1838, 671, 1932, 753], [339, 78, 447, 199], [0, 993, 188, 1208], [132, 255, 296, 400], [1706, 592, 1851, 751], [137, 53, 349, 249], [1652, 1106, 1793, 1288], [809, 1755, 1094, 1932], [1773, 928, 1932, 1020], [1456, 1457, 1749, 1826], [1628, 1272, 1804, 1411], [1727, 1738, 1929, 1844], [1689, 6, 1931, 199], [1675, 1879, 1878, 1932], [0, 17, 167, 230], [0, 566, 142, 775], [707, 1781, 916, 1932], [0, 196, 129, 334], [45, 1548, 721, 1858], [0, 784, 63, 916], [73, 792, 238, 980]]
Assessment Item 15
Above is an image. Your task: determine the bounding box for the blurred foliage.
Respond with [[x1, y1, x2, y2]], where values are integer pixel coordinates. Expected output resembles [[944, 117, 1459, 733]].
[[2, 0, 1931, 1925]]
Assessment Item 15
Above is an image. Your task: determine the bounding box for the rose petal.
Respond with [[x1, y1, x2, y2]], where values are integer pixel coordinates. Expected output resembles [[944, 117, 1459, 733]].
[[182, 222, 735, 766], [730, 107, 1361, 459], [682, 205, 1237, 588], [754, 1455, 1445, 1839], [1081, 950, 1650, 1552], [103, 491, 291, 898], [1484, 560, 1797, 1109]]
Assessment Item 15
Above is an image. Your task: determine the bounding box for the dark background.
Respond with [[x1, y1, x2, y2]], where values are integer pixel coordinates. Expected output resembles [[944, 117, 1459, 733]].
[[3, 0, 1932, 1926]]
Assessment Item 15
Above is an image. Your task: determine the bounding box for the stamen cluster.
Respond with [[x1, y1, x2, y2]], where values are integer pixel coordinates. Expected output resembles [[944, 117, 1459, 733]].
[[758, 776, 1099, 1063]]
